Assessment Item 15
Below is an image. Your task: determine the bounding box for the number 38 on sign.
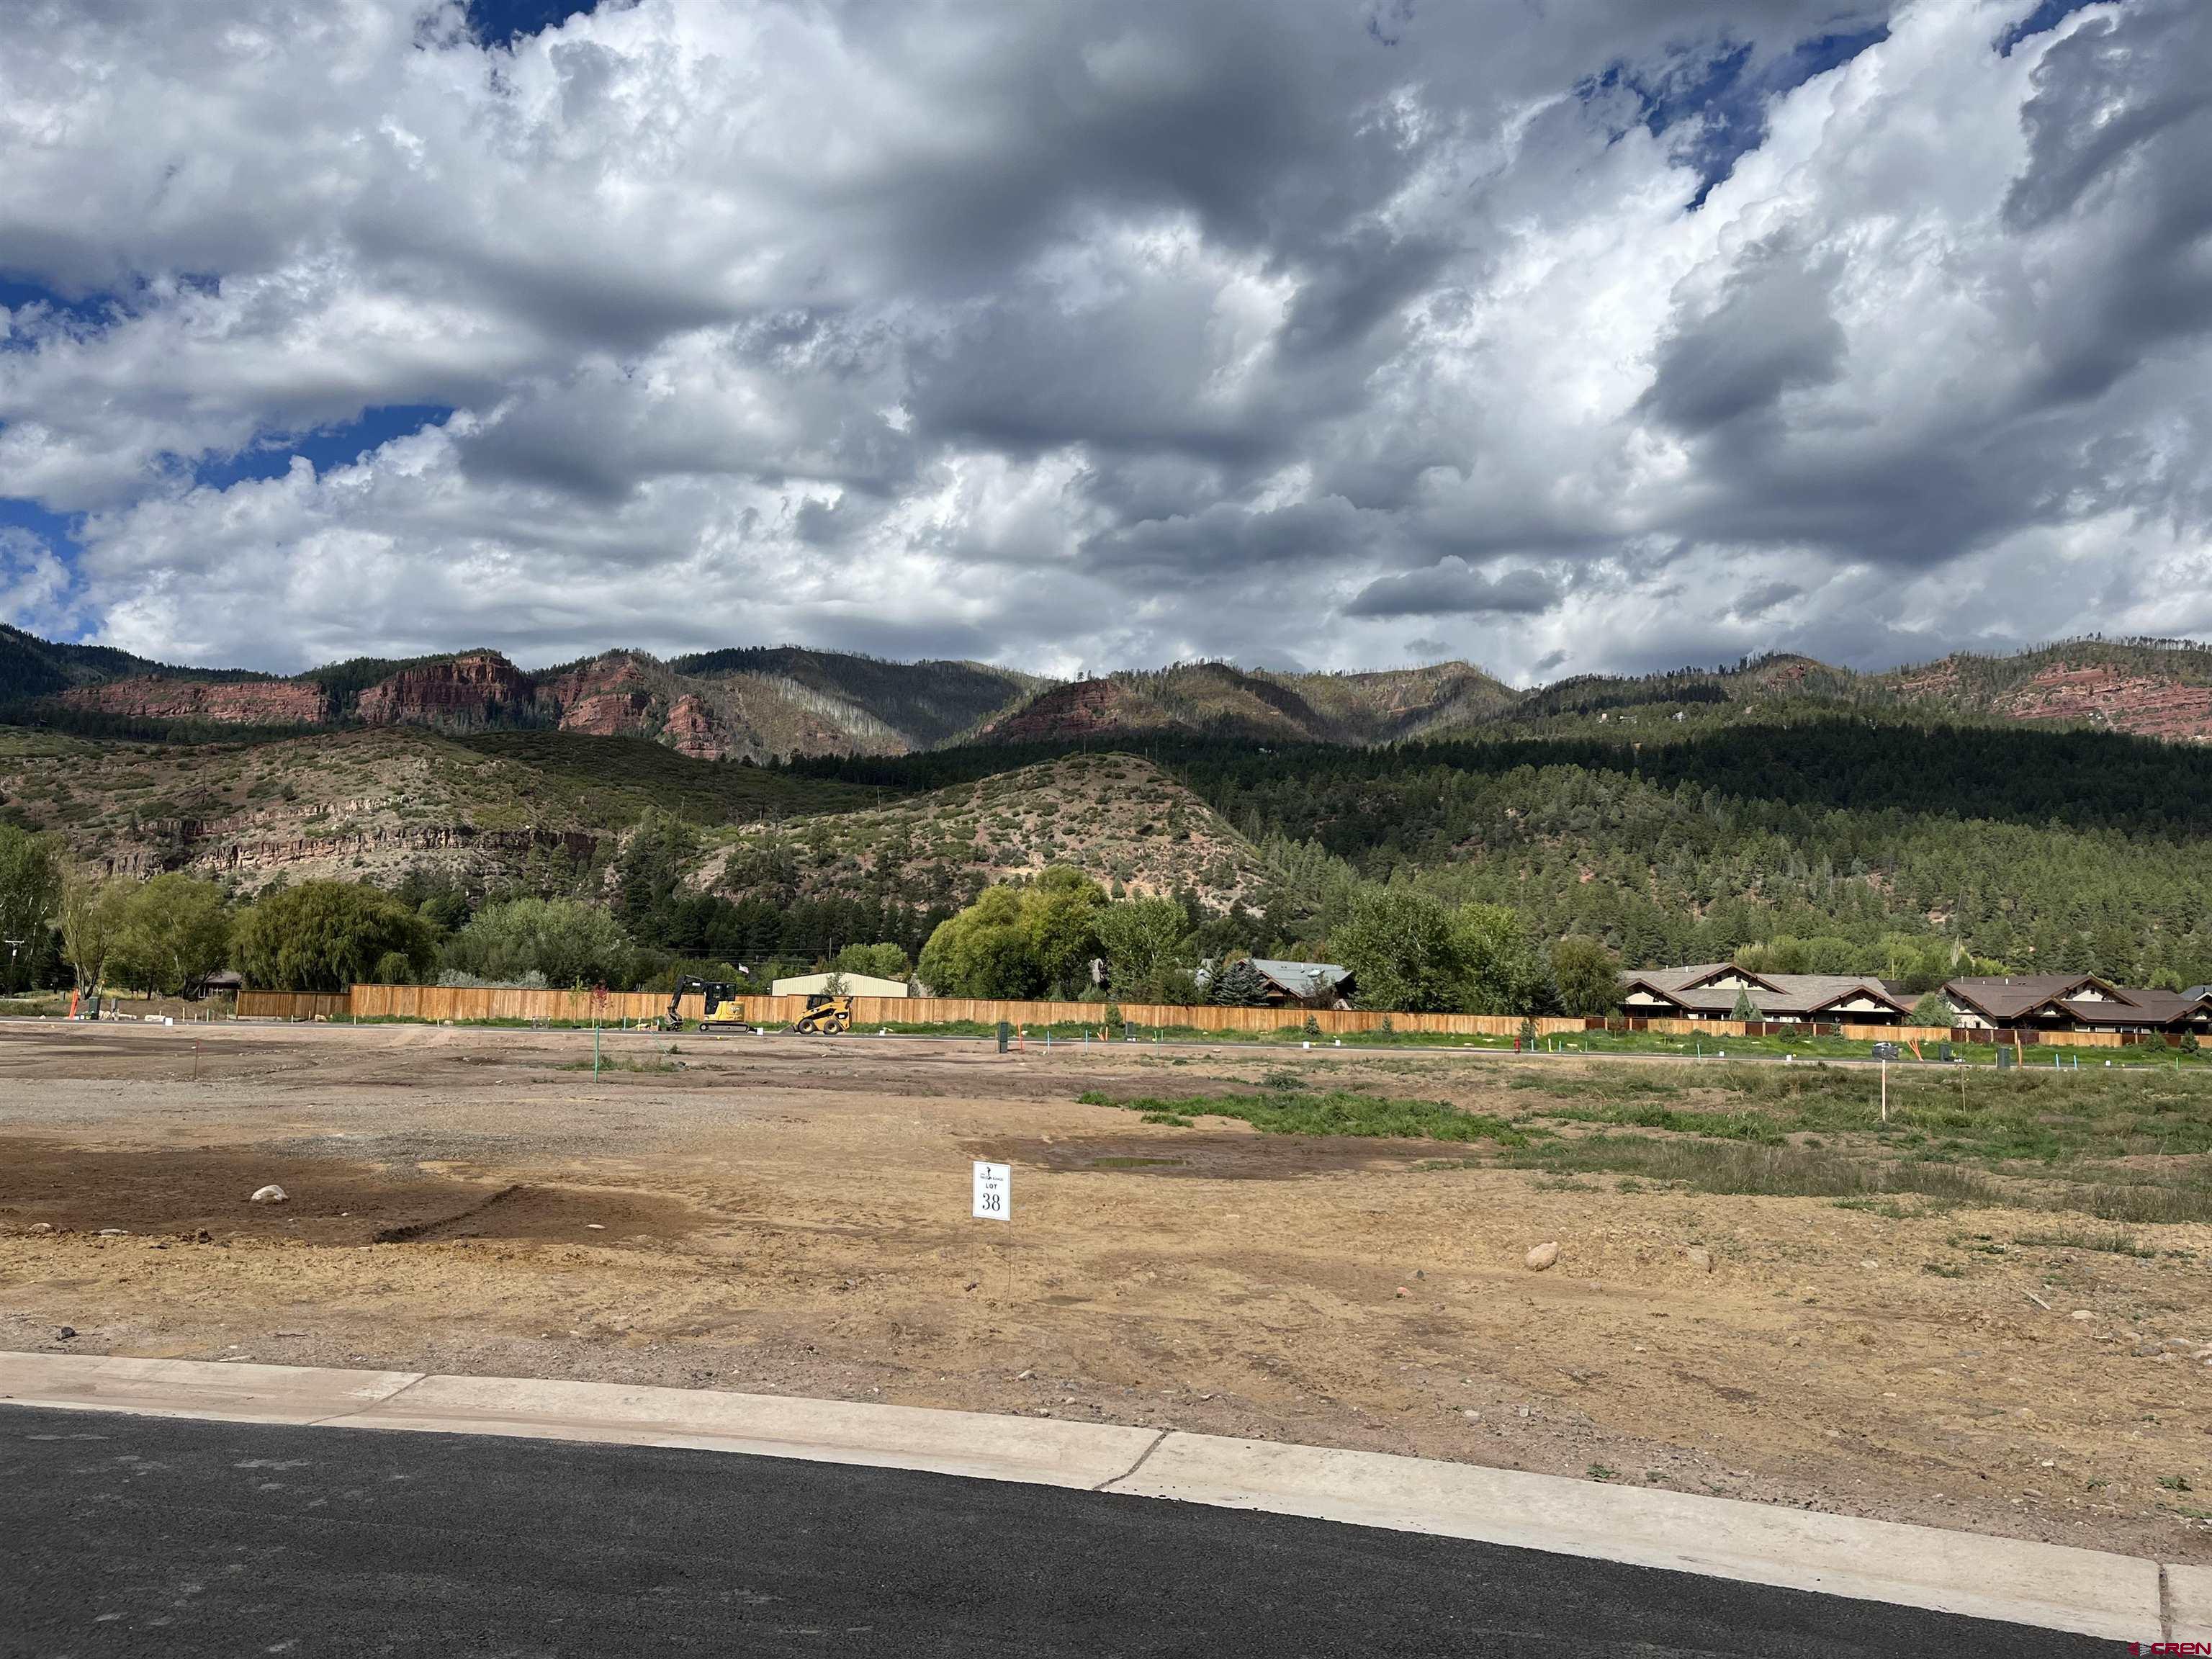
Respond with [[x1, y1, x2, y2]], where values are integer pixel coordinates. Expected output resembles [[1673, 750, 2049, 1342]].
[[971, 1161, 1010, 1220]]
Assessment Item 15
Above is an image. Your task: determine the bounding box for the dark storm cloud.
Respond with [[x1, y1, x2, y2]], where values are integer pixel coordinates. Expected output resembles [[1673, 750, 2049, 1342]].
[[2004, 0, 2212, 408], [1640, 241, 1845, 432], [1344, 559, 1560, 619]]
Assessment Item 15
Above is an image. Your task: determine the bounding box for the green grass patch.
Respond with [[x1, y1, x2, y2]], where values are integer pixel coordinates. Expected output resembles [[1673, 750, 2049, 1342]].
[[1515, 1061, 2212, 1167], [2012, 1226, 2154, 1257], [1500, 1133, 2005, 1204], [1078, 1088, 1531, 1145]]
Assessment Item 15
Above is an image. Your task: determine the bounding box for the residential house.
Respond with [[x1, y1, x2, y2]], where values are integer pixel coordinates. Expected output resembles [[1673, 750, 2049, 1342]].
[[1941, 975, 2212, 1035], [1619, 964, 1912, 1025], [1246, 960, 1357, 1008]]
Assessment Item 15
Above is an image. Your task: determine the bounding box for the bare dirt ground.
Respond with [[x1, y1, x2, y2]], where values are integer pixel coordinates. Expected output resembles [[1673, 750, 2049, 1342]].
[[1, 1020, 2206, 1560]]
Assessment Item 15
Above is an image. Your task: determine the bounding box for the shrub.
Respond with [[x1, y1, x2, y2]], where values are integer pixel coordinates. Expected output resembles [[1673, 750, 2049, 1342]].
[[1909, 991, 1954, 1027], [444, 897, 633, 989]]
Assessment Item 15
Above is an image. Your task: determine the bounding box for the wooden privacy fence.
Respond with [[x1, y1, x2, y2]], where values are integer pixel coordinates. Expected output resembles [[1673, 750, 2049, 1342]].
[[246, 985, 1599, 1035], [235, 991, 353, 1021], [236, 986, 2164, 1048], [1617, 1017, 2138, 1048]]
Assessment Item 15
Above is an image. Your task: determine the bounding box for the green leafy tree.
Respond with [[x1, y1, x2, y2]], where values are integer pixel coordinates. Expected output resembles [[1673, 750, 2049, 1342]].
[[1023, 867, 1107, 991], [0, 825, 60, 993], [917, 869, 1105, 998], [1908, 990, 1954, 1027], [1334, 888, 1465, 1013], [107, 874, 233, 996], [918, 886, 1035, 997], [1549, 935, 1622, 1017], [1457, 904, 1547, 1015], [1096, 897, 1194, 1002], [831, 942, 910, 981], [57, 869, 129, 994], [233, 881, 436, 992], [444, 897, 633, 989]]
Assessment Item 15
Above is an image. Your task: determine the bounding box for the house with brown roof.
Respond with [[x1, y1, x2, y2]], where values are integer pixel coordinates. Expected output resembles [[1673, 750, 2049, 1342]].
[[1940, 975, 2212, 1035], [1619, 964, 1912, 1025]]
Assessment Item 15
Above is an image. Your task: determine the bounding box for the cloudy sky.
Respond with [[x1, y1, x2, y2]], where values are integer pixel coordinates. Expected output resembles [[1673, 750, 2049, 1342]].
[[3, 0, 2208, 683]]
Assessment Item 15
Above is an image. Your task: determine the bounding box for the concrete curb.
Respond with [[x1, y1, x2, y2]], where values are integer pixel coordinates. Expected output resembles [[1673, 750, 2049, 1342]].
[[341, 1372, 1162, 1491], [2170, 1563, 2212, 1645], [0, 1353, 422, 1424], [1109, 1432, 2158, 1642], [0, 1351, 2177, 1643]]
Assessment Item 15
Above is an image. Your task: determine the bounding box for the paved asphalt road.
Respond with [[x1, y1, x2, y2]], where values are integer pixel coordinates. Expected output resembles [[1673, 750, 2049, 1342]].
[[0, 1405, 2118, 1658]]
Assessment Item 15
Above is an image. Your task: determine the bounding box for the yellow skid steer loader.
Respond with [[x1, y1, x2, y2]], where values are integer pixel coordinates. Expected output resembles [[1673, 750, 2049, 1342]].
[[791, 994, 853, 1035]]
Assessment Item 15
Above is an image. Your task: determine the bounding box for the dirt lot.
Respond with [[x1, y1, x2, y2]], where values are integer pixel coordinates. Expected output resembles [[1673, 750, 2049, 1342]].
[[1, 1020, 2207, 1559]]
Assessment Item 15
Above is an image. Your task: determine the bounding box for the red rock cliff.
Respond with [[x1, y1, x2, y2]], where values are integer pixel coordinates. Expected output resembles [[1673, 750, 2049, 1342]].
[[539, 654, 661, 739], [355, 653, 532, 726], [59, 676, 331, 724]]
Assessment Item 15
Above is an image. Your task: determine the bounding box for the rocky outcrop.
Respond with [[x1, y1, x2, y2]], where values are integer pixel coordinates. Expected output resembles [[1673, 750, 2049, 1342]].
[[539, 653, 662, 739], [102, 822, 601, 881], [1995, 664, 2212, 742], [356, 653, 531, 727], [58, 676, 329, 725], [662, 693, 729, 758], [976, 679, 1161, 744]]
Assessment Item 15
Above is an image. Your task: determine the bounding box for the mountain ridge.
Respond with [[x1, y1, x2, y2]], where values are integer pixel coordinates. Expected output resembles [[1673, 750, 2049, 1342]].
[[6, 628, 2211, 757]]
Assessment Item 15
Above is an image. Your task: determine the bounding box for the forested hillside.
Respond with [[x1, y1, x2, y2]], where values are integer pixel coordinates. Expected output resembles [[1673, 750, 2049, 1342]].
[[794, 719, 2212, 991]]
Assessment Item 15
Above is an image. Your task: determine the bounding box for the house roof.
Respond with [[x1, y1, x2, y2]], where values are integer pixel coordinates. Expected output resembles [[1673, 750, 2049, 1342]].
[[1943, 977, 2212, 1028], [1621, 966, 1909, 1017], [1941, 974, 2126, 1022], [1621, 963, 1737, 996], [2080, 989, 2212, 1026], [1249, 960, 1353, 996]]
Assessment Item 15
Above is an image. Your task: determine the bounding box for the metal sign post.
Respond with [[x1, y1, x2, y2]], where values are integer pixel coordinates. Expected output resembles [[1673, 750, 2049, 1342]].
[[972, 1160, 1011, 1300]]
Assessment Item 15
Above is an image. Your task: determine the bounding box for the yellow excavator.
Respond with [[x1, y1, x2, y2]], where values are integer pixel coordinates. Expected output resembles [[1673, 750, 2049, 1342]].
[[791, 993, 853, 1035], [661, 976, 749, 1033]]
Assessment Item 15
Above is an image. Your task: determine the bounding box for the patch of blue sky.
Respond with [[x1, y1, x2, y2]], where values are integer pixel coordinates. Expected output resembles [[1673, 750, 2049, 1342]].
[[1578, 26, 1890, 207], [0, 496, 89, 639], [188, 405, 456, 490], [2, 271, 225, 350], [0, 496, 81, 551], [467, 0, 608, 45], [1995, 0, 2108, 55], [0, 275, 127, 341]]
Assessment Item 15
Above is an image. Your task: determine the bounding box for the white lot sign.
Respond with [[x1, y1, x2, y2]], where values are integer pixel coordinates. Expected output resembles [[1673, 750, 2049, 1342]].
[[971, 1160, 1010, 1220]]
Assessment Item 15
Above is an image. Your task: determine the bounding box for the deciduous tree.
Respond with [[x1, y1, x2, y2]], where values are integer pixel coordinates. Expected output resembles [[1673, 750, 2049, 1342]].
[[1548, 935, 1622, 1017], [0, 825, 60, 993], [107, 874, 232, 996], [233, 881, 435, 992]]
